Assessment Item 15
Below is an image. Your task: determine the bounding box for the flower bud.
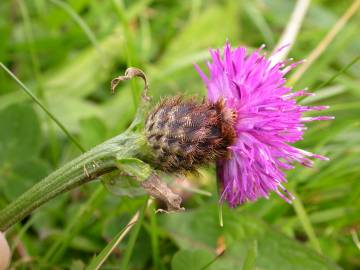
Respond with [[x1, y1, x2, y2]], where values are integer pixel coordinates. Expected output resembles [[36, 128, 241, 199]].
[[145, 97, 236, 172]]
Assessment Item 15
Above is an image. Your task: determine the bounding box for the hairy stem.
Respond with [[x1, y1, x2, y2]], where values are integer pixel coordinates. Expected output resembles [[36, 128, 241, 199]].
[[0, 132, 146, 231]]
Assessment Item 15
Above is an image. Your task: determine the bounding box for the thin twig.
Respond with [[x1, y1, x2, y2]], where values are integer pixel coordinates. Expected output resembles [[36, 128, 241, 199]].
[[290, 0, 360, 83], [271, 0, 310, 63]]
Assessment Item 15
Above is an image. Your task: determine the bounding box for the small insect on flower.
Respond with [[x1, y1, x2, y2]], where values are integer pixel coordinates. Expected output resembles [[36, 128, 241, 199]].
[[195, 42, 334, 207]]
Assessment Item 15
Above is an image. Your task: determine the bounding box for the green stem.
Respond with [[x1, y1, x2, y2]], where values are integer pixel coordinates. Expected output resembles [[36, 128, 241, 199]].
[[0, 132, 146, 232]]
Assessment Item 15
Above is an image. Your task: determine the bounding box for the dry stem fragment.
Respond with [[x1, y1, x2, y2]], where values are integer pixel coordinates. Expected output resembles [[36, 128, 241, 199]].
[[111, 67, 150, 101], [141, 174, 184, 212]]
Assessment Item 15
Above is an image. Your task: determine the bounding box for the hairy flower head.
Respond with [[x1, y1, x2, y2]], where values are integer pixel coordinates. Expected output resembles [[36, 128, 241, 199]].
[[145, 97, 236, 173], [195, 42, 333, 207]]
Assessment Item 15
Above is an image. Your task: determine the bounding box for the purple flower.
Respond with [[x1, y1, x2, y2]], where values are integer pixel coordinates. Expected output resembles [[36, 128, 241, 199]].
[[195, 42, 333, 207]]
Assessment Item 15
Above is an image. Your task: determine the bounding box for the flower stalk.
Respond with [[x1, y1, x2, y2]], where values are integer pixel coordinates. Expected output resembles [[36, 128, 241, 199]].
[[0, 132, 147, 232]]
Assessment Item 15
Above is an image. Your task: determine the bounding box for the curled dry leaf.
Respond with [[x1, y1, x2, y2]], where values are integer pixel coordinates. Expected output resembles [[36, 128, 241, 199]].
[[111, 67, 150, 101], [216, 235, 226, 256], [141, 174, 184, 212]]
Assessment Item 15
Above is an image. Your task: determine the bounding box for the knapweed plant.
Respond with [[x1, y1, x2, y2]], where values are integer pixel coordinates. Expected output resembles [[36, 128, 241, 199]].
[[0, 42, 332, 232]]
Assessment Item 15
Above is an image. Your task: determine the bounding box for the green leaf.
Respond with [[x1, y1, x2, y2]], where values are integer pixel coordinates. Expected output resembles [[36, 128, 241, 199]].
[[0, 103, 42, 164], [161, 2, 239, 62], [171, 250, 213, 270], [47, 96, 102, 133], [116, 158, 152, 181], [101, 170, 145, 198], [1, 159, 50, 200], [79, 116, 107, 149], [102, 158, 151, 198], [161, 204, 341, 270], [102, 214, 131, 240], [70, 260, 85, 270], [0, 104, 48, 201]]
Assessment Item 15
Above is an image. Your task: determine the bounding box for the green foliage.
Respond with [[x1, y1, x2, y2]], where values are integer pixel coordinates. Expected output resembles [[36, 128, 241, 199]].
[[165, 205, 340, 270], [102, 158, 152, 198], [0, 104, 50, 201], [0, 104, 42, 164], [171, 250, 214, 270], [1, 0, 360, 269]]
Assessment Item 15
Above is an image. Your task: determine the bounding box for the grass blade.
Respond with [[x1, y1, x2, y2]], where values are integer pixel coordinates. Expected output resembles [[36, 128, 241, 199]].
[[0, 62, 85, 152], [120, 199, 148, 270], [48, 0, 104, 59], [44, 187, 106, 264], [314, 54, 360, 91], [242, 240, 258, 270], [271, 0, 310, 62], [351, 230, 360, 251], [149, 202, 162, 270], [86, 210, 140, 270], [290, 0, 360, 83], [291, 190, 322, 254], [17, 0, 44, 97], [17, 0, 61, 165], [112, 0, 142, 107], [244, 2, 275, 47]]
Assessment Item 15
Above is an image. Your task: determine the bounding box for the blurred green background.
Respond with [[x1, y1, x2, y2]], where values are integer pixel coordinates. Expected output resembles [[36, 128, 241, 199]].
[[0, 0, 360, 269]]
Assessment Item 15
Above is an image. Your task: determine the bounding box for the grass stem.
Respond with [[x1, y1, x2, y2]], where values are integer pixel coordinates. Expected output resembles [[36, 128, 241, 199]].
[[290, 0, 360, 84]]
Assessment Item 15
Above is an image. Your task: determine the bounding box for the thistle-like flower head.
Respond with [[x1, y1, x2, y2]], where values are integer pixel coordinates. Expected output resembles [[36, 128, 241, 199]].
[[195, 42, 333, 207], [145, 97, 236, 173]]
